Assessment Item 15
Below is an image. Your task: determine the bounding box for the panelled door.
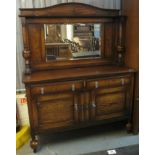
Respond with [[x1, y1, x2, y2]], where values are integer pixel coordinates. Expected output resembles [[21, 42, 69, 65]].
[[31, 81, 82, 131], [87, 75, 134, 121]]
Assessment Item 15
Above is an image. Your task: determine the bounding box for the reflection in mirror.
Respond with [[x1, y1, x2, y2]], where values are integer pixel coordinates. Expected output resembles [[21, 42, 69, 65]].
[[44, 24, 101, 61]]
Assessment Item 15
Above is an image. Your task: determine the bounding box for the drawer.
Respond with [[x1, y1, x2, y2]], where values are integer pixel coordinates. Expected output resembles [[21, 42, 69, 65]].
[[31, 81, 83, 95], [86, 76, 131, 89]]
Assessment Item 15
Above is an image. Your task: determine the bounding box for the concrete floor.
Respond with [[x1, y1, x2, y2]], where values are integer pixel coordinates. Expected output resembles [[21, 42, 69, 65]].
[[17, 124, 139, 155]]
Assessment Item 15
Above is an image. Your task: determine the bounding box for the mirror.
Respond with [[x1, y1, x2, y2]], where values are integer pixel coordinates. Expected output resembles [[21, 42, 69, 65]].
[[44, 24, 101, 61]]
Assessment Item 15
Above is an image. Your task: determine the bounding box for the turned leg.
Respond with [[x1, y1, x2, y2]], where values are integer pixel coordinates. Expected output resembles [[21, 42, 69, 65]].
[[30, 136, 39, 153], [126, 121, 132, 133]]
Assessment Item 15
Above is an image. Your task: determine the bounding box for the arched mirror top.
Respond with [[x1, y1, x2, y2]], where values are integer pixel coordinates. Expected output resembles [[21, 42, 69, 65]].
[[19, 3, 126, 74], [19, 2, 120, 18]]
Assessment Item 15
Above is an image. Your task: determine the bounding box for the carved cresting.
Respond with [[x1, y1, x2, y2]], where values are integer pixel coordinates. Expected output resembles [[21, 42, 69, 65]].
[[21, 18, 31, 74], [117, 16, 126, 66]]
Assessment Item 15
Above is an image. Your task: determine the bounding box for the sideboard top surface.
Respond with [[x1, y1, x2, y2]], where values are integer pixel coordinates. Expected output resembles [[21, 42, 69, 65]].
[[23, 66, 135, 84]]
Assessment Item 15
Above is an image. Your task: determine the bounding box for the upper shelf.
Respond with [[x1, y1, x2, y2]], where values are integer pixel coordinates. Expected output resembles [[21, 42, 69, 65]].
[[19, 2, 120, 18]]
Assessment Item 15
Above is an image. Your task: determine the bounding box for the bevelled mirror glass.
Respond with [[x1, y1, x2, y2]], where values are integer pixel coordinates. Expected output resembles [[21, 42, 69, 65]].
[[44, 24, 101, 61]]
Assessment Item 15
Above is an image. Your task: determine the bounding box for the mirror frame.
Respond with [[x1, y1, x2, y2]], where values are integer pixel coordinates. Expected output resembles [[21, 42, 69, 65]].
[[44, 23, 102, 61], [19, 3, 126, 73]]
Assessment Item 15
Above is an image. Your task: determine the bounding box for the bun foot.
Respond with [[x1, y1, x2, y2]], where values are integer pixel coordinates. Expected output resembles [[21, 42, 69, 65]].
[[33, 149, 37, 153], [30, 137, 39, 153], [126, 122, 132, 133]]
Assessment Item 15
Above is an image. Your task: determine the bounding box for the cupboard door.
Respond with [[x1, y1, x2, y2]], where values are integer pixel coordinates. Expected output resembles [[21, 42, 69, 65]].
[[90, 86, 132, 121], [34, 92, 79, 131]]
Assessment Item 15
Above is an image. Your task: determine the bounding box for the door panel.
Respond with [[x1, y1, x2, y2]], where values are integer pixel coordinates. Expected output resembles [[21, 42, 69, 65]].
[[35, 92, 79, 130], [91, 86, 130, 121], [96, 91, 125, 115], [38, 98, 73, 124]]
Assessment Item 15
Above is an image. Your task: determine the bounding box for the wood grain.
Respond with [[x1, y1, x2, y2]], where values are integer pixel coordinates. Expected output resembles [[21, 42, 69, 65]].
[[19, 2, 137, 152], [122, 0, 139, 134]]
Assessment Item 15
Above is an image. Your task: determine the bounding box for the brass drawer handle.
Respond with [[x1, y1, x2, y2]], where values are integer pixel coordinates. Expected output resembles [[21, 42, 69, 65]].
[[74, 103, 78, 111], [121, 78, 125, 85], [72, 84, 75, 91], [95, 81, 99, 88], [74, 103, 79, 122], [92, 101, 96, 108], [40, 87, 44, 95], [90, 100, 96, 120]]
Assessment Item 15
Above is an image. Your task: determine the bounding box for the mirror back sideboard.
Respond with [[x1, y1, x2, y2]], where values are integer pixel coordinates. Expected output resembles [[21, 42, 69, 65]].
[[19, 3, 136, 153]]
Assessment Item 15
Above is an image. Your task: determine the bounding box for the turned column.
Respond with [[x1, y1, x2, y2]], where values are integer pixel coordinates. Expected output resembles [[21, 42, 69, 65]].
[[21, 18, 31, 74], [116, 16, 126, 66]]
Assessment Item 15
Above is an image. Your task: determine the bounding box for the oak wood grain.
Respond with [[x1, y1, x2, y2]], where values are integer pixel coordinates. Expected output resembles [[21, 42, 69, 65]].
[[19, 3, 136, 152]]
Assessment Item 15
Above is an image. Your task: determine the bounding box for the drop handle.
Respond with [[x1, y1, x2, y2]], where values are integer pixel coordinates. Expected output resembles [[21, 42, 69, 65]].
[[74, 103, 78, 111], [91, 101, 96, 120], [74, 103, 79, 122], [95, 81, 99, 88], [72, 84, 75, 91], [92, 101, 96, 108], [40, 87, 44, 95]]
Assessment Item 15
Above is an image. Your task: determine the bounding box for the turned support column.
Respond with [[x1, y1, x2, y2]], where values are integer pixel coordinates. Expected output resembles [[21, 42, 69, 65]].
[[23, 49, 31, 74], [21, 18, 31, 74], [116, 16, 126, 66]]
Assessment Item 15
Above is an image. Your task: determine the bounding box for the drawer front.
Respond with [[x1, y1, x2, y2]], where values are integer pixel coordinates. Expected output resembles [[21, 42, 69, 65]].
[[86, 76, 131, 89], [31, 81, 83, 95]]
